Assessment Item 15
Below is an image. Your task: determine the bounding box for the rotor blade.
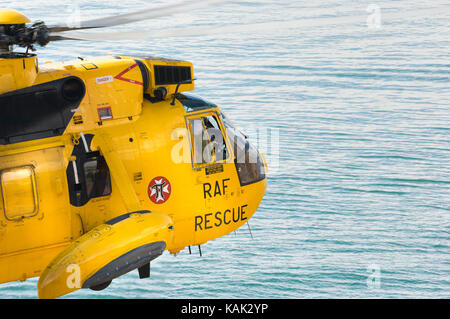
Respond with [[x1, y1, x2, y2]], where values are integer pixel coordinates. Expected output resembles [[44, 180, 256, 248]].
[[48, 0, 230, 33], [48, 35, 80, 41], [51, 19, 301, 42], [51, 5, 450, 42]]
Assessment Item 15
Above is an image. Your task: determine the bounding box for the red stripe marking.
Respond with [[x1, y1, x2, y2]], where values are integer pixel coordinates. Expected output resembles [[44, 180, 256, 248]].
[[114, 63, 144, 86]]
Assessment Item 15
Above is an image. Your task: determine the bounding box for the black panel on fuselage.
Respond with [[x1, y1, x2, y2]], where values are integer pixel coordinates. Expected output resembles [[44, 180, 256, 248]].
[[0, 76, 85, 145]]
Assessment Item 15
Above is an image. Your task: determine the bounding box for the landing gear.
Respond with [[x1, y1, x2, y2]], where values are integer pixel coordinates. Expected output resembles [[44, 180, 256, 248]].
[[138, 263, 150, 279]]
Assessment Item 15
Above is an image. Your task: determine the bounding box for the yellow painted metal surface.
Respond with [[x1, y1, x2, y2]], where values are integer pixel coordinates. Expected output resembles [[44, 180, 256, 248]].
[[0, 56, 38, 93], [0, 9, 30, 24], [0, 145, 73, 282]]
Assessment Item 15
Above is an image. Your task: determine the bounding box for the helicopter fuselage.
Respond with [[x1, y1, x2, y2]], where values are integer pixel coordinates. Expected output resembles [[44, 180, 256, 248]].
[[0, 54, 267, 298]]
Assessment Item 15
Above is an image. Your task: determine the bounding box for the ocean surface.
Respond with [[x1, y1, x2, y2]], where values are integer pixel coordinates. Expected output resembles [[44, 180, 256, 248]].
[[0, 0, 449, 298]]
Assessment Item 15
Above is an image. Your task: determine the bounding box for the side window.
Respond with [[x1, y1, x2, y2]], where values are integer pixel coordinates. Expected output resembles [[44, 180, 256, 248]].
[[83, 156, 111, 199], [221, 112, 266, 186], [188, 113, 229, 168], [1, 166, 38, 220]]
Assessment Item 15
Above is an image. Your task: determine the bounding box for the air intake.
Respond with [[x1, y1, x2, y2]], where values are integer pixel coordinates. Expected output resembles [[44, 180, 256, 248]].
[[154, 65, 192, 85]]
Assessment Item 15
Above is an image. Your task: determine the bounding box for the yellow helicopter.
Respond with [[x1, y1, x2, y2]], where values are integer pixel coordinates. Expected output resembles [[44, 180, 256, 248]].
[[0, 3, 267, 299]]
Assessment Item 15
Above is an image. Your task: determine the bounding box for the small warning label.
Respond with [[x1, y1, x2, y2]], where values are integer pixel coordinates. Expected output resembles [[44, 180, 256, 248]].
[[96, 75, 114, 84]]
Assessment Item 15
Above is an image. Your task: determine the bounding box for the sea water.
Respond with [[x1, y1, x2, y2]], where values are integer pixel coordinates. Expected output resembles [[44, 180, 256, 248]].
[[0, 0, 448, 298]]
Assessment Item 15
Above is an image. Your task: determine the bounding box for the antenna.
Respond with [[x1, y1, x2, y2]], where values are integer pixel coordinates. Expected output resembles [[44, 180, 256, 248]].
[[247, 222, 254, 240], [171, 79, 196, 106]]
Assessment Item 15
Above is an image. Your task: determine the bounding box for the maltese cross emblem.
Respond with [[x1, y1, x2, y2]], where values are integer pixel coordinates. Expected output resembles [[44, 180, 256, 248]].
[[148, 176, 171, 204]]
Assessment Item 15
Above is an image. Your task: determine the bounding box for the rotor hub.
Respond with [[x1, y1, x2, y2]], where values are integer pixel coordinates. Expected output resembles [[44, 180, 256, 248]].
[[0, 9, 49, 55]]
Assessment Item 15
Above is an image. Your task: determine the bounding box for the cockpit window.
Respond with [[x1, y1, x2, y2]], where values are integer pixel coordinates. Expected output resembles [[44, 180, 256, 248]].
[[203, 115, 228, 161], [221, 112, 266, 186], [187, 112, 229, 168], [190, 118, 214, 165], [178, 93, 217, 112]]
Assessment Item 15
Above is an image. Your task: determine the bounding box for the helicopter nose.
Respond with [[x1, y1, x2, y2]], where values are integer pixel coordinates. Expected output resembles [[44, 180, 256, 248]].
[[240, 147, 268, 223]]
